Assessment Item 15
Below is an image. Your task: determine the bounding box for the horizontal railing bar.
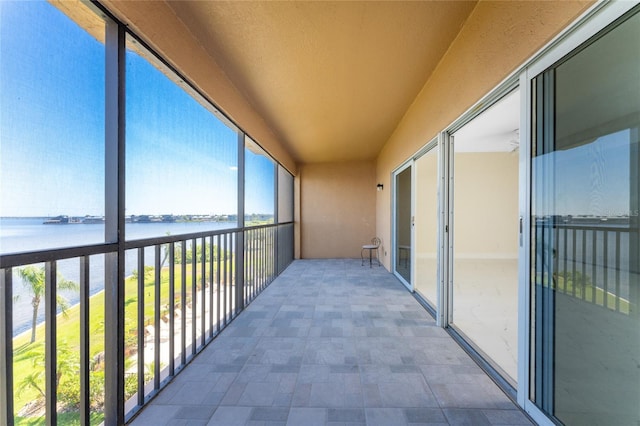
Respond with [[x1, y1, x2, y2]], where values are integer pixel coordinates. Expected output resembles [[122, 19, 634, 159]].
[[124, 227, 242, 250], [0, 223, 293, 268], [0, 243, 118, 269], [541, 223, 630, 232], [245, 221, 293, 230]]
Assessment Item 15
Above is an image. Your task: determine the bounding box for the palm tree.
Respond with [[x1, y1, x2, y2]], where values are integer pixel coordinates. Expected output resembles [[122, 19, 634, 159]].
[[17, 265, 78, 343], [16, 341, 79, 408]]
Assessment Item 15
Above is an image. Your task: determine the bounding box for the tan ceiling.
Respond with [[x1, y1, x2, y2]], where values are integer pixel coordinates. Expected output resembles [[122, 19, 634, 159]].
[[165, 1, 477, 164]]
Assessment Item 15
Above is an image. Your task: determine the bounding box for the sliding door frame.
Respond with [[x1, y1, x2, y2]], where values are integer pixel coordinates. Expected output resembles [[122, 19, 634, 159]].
[[412, 138, 447, 323], [443, 83, 521, 391], [392, 161, 414, 290], [392, 136, 448, 324]]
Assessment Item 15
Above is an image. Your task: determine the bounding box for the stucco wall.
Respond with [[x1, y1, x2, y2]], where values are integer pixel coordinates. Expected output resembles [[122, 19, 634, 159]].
[[300, 161, 376, 258], [376, 0, 592, 270]]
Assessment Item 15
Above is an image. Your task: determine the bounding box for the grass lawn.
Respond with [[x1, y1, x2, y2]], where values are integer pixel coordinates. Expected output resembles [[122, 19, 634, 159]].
[[12, 252, 235, 422], [15, 412, 104, 426]]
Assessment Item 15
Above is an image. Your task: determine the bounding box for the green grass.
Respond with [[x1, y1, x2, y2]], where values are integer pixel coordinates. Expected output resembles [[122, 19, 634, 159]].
[[557, 280, 631, 314], [15, 412, 104, 426], [545, 272, 632, 314], [12, 253, 235, 421]]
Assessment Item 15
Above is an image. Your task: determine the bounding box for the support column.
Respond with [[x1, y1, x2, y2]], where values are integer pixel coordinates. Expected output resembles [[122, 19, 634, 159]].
[[104, 19, 126, 426]]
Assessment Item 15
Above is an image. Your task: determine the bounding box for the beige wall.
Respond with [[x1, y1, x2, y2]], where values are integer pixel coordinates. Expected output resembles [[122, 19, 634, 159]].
[[454, 152, 519, 258], [376, 0, 592, 270], [300, 161, 376, 258]]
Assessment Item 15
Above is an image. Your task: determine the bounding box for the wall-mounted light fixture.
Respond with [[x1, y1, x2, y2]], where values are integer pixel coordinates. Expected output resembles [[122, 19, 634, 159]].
[[376, 183, 384, 191]]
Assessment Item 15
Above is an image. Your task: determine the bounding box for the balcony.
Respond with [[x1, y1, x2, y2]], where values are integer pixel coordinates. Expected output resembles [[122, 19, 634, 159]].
[[1, 228, 531, 425], [4, 1, 636, 425], [128, 259, 531, 426]]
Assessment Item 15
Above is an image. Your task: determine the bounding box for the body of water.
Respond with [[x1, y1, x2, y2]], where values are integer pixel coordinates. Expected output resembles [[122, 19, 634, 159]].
[[1, 218, 236, 336]]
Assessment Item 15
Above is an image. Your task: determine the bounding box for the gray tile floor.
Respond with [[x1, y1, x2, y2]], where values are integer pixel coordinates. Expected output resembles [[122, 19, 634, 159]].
[[130, 259, 533, 426]]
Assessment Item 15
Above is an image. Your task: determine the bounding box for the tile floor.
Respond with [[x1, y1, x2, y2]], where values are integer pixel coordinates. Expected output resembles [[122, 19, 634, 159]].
[[130, 259, 533, 426]]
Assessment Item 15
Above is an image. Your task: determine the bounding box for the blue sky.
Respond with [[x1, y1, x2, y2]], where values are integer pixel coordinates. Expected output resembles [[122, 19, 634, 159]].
[[0, 0, 274, 218], [535, 129, 632, 217]]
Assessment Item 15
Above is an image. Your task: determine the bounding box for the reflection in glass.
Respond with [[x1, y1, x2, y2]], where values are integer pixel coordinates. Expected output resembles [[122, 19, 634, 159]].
[[531, 10, 639, 424]]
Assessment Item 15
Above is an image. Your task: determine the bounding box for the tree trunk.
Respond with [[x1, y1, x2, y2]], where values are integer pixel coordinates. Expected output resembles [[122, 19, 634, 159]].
[[31, 298, 39, 344]]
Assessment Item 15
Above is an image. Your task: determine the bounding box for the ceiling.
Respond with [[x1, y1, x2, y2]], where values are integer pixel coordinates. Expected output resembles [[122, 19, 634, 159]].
[[454, 89, 520, 153], [165, 1, 478, 164]]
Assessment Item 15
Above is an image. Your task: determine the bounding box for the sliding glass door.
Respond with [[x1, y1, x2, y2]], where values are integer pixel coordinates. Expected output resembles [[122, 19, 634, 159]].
[[530, 8, 640, 424], [394, 164, 412, 286], [449, 89, 521, 383], [394, 141, 440, 300]]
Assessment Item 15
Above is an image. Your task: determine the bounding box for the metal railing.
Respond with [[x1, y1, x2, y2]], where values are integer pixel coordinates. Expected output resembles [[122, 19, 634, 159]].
[[535, 220, 638, 315], [0, 222, 294, 425]]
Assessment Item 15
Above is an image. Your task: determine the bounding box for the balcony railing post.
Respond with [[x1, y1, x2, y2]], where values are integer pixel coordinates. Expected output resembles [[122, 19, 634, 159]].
[[236, 231, 245, 312], [168, 243, 175, 375], [0, 268, 14, 426], [191, 239, 197, 355], [154, 245, 161, 387], [201, 237, 206, 346], [79, 256, 90, 426], [208, 236, 214, 339], [216, 236, 221, 333], [137, 248, 145, 407], [44, 261, 57, 426], [181, 241, 187, 365]]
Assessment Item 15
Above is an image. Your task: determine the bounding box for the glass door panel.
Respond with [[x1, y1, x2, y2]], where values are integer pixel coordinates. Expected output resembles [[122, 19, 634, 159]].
[[531, 9, 640, 424], [395, 166, 412, 285], [450, 89, 520, 383], [414, 145, 439, 306]]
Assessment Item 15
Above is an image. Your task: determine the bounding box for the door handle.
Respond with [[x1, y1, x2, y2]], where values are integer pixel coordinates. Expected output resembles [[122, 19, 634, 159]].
[[519, 216, 523, 246]]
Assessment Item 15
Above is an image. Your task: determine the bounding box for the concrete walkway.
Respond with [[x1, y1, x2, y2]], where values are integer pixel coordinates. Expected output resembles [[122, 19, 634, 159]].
[[130, 259, 532, 426]]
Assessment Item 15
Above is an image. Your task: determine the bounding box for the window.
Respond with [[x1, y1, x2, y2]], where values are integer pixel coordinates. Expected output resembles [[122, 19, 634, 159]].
[[277, 165, 294, 223], [0, 1, 105, 253], [244, 137, 275, 226], [125, 36, 239, 240]]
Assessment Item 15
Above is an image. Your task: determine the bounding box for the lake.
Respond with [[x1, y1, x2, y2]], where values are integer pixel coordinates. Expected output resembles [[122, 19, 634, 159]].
[[1, 218, 236, 336]]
